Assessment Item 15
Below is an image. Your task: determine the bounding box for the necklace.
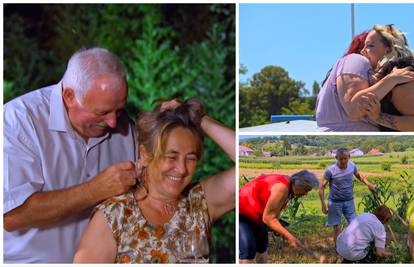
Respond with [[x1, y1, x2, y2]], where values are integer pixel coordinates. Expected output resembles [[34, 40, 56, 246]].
[[146, 193, 179, 217], [134, 185, 179, 217], [134, 170, 180, 217]]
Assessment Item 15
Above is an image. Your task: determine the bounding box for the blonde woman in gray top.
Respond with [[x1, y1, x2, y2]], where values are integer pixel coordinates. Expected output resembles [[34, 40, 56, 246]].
[[316, 24, 414, 131]]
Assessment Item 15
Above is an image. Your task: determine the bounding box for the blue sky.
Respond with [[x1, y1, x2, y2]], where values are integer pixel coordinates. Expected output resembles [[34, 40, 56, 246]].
[[239, 3, 414, 94]]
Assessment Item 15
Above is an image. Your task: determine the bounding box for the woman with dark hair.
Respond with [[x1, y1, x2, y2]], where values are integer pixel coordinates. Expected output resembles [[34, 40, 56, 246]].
[[73, 98, 235, 263], [316, 24, 414, 131], [361, 56, 414, 131], [239, 170, 319, 263]]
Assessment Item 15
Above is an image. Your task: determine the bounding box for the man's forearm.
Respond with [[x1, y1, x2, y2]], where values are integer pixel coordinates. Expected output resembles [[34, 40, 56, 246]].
[[4, 180, 102, 231], [319, 189, 325, 205], [360, 177, 370, 186], [356, 174, 370, 186]]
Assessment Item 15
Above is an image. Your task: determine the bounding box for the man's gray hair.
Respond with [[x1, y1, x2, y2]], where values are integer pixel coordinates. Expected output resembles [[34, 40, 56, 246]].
[[62, 47, 126, 102], [290, 170, 319, 191]]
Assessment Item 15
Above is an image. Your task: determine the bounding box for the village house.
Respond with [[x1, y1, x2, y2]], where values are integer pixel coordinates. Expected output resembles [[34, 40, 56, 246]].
[[367, 148, 384, 155], [240, 145, 255, 156], [350, 148, 364, 156], [262, 151, 271, 157]]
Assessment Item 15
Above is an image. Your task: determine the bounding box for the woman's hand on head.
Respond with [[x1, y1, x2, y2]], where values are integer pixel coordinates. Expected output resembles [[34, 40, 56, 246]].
[[159, 99, 183, 112]]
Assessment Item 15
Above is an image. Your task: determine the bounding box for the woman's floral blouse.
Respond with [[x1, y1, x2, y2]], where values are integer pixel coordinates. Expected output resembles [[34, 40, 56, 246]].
[[95, 183, 211, 263]]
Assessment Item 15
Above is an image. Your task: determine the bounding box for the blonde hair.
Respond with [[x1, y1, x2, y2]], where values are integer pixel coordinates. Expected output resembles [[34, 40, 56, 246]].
[[373, 24, 414, 82]]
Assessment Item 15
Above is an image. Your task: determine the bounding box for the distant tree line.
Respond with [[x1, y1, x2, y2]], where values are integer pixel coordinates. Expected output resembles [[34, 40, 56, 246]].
[[241, 136, 414, 156], [239, 65, 320, 127]]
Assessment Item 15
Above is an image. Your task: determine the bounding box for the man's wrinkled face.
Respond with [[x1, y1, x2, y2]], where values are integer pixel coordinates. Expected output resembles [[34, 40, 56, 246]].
[[64, 74, 127, 141]]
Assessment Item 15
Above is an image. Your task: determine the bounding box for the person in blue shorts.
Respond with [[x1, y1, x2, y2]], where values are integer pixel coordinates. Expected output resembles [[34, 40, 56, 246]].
[[319, 148, 376, 245]]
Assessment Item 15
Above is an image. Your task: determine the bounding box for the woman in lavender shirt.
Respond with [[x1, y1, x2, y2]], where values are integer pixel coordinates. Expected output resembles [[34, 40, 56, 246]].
[[316, 24, 414, 131]]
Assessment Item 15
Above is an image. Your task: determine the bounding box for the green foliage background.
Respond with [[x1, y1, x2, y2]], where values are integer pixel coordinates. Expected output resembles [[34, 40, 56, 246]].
[[4, 4, 235, 263]]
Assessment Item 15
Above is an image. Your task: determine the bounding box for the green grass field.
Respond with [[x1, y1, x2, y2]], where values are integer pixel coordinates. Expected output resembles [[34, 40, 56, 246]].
[[239, 151, 413, 263]]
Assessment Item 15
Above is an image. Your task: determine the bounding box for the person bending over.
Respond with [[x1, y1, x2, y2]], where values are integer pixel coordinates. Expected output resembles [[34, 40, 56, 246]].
[[239, 170, 319, 263], [336, 205, 393, 263]]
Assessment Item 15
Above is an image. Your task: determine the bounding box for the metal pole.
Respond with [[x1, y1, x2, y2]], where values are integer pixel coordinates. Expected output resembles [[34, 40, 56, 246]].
[[351, 3, 355, 40]]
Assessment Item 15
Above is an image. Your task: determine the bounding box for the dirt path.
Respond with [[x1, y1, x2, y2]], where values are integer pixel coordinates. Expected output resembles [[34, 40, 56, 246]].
[[268, 233, 341, 263], [393, 164, 414, 168], [239, 168, 378, 178], [267, 229, 409, 263]]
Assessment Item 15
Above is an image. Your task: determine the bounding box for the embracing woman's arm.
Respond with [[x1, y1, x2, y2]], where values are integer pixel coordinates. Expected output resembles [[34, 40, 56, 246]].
[[360, 92, 414, 131], [338, 67, 414, 119], [200, 116, 235, 223], [337, 74, 396, 119], [73, 210, 117, 263], [371, 113, 414, 131]]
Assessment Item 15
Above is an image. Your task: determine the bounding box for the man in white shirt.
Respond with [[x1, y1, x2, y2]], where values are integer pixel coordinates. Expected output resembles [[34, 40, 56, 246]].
[[4, 48, 138, 263], [336, 205, 393, 263]]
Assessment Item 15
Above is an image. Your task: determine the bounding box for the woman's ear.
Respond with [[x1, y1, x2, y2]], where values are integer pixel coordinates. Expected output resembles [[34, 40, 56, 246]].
[[139, 144, 150, 166], [385, 45, 392, 55]]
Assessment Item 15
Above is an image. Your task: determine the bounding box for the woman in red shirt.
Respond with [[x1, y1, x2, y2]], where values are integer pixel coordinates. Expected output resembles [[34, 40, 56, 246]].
[[239, 170, 319, 263]]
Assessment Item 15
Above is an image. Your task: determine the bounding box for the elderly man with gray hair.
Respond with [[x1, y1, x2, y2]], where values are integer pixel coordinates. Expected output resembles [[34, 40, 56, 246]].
[[4, 48, 138, 263], [239, 170, 319, 263]]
